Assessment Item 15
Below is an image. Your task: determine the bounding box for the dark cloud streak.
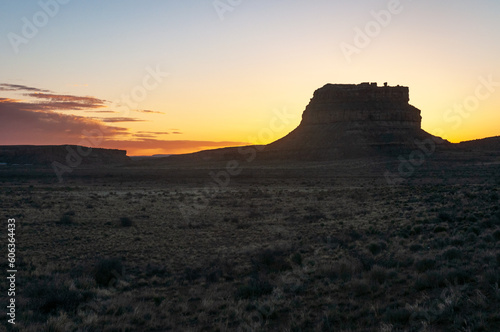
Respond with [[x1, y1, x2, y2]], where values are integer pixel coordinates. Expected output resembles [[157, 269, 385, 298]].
[[0, 83, 51, 93], [24, 93, 108, 110], [137, 131, 171, 135], [100, 117, 145, 123], [0, 101, 128, 145], [134, 109, 164, 114]]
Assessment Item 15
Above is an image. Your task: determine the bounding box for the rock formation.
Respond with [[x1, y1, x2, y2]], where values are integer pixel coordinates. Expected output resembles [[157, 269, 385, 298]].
[[458, 136, 500, 152], [265, 82, 445, 159], [0, 145, 129, 165]]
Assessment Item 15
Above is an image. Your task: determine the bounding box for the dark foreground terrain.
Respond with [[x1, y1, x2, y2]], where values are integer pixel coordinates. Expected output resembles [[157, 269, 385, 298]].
[[1, 156, 499, 331]]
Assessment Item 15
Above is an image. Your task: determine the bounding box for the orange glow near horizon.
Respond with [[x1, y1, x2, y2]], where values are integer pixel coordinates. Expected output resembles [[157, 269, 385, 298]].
[[1, 2, 499, 155], [111, 142, 251, 157]]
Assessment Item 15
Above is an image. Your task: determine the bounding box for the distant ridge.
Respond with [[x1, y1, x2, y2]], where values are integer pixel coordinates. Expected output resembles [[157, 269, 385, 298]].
[[0, 145, 129, 165], [458, 136, 500, 152]]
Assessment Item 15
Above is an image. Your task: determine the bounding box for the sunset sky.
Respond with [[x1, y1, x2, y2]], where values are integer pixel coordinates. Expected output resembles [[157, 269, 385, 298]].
[[1, 0, 499, 155]]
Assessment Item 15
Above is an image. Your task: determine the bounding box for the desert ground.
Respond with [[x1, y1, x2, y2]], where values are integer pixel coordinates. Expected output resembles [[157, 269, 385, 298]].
[[1, 156, 499, 331]]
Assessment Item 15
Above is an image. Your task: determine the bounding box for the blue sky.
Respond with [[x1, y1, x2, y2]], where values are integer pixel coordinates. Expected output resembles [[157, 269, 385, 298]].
[[1, 0, 499, 154]]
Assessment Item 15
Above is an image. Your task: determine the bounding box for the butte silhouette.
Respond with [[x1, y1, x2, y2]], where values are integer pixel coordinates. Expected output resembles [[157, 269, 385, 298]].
[[164, 82, 451, 163], [264, 82, 447, 160]]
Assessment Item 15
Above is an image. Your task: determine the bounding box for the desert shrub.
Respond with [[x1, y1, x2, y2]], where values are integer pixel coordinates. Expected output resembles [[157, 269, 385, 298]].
[[44, 312, 75, 332], [236, 222, 251, 229], [303, 211, 327, 222], [182, 267, 201, 283], [58, 214, 73, 225], [223, 216, 239, 223], [482, 269, 499, 286], [236, 276, 273, 299], [476, 241, 488, 249], [367, 241, 387, 255], [348, 189, 369, 201], [202, 257, 235, 283], [384, 307, 411, 325], [280, 271, 306, 294], [467, 214, 478, 223], [493, 229, 500, 241], [326, 258, 363, 281], [145, 263, 170, 278], [468, 226, 481, 235], [430, 237, 449, 249], [291, 253, 303, 266], [304, 212, 327, 223], [445, 268, 473, 285], [409, 311, 431, 327], [367, 225, 381, 235], [415, 258, 436, 273], [480, 216, 497, 229], [438, 212, 455, 223], [248, 210, 263, 219], [252, 248, 291, 273], [119, 217, 134, 227], [27, 279, 92, 315], [204, 267, 222, 283], [442, 247, 462, 260], [410, 244, 424, 252], [153, 296, 165, 307], [317, 263, 339, 281], [417, 218, 433, 225], [369, 265, 389, 284], [94, 258, 123, 287], [466, 232, 477, 242], [348, 229, 363, 240], [410, 226, 423, 235], [450, 237, 465, 246], [351, 280, 371, 296], [356, 254, 375, 271], [414, 271, 445, 290], [433, 225, 448, 233], [321, 312, 343, 331], [377, 254, 413, 269], [68, 263, 88, 279], [58, 211, 75, 225]]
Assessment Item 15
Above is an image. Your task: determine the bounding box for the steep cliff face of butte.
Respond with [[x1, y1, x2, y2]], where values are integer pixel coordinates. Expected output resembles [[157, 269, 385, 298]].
[[266, 82, 444, 159]]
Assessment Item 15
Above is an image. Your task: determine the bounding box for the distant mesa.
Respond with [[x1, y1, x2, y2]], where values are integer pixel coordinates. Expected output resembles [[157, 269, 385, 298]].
[[264, 82, 447, 160], [0, 145, 129, 166]]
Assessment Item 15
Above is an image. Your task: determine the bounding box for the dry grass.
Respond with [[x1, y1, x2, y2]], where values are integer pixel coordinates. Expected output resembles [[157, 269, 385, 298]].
[[0, 163, 499, 331]]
